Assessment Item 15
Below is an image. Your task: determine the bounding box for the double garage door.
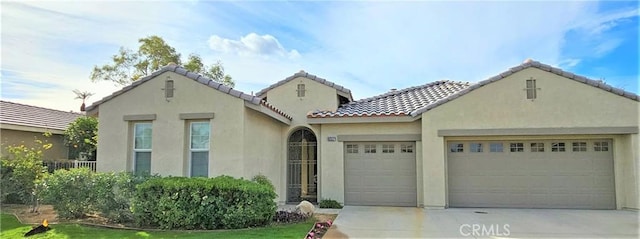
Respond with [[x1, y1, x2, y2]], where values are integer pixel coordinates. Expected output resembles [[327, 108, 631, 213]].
[[448, 139, 615, 209], [344, 142, 417, 206]]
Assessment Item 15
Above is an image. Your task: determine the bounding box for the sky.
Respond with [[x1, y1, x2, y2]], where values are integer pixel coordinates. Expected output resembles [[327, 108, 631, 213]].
[[1, 1, 638, 112]]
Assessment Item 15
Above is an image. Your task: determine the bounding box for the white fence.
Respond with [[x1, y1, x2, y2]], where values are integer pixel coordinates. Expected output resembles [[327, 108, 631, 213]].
[[43, 160, 97, 172]]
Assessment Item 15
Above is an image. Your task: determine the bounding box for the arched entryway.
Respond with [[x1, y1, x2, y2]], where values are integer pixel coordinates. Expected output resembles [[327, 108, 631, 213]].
[[287, 128, 317, 203]]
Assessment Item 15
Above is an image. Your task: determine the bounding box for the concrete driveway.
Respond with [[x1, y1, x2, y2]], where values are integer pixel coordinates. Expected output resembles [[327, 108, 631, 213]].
[[323, 206, 639, 238]]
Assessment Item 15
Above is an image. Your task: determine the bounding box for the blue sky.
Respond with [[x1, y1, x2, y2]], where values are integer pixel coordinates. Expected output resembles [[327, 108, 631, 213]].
[[1, 1, 638, 111]]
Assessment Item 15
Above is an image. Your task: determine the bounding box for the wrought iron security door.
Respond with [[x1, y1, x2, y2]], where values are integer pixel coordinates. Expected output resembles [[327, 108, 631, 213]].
[[287, 128, 317, 203]]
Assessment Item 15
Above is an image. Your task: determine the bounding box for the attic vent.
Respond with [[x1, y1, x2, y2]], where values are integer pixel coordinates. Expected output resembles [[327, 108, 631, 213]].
[[164, 79, 175, 99], [297, 84, 306, 97], [525, 78, 539, 100]]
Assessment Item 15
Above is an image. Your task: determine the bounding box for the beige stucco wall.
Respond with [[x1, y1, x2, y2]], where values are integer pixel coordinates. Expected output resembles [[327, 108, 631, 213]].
[[97, 72, 247, 178], [318, 121, 423, 205], [243, 108, 286, 202], [263, 77, 340, 126], [1, 129, 69, 160], [262, 76, 348, 203], [420, 67, 639, 209]]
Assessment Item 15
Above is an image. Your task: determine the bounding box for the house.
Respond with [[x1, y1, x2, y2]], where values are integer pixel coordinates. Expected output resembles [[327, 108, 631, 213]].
[[86, 60, 639, 210], [0, 101, 83, 160]]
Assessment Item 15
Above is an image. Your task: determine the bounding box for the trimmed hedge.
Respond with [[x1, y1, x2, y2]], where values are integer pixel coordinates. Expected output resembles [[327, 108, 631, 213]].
[[132, 176, 277, 230]]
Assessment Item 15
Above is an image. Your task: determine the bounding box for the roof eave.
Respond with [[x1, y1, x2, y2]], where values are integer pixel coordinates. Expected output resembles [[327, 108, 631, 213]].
[[307, 115, 420, 124], [244, 102, 292, 125]]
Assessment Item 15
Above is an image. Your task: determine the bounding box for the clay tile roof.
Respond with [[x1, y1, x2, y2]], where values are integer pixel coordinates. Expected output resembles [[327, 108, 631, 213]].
[[309, 80, 471, 118], [0, 101, 83, 131], [255, 71, 352, 99], [85, 65, 292, 120]]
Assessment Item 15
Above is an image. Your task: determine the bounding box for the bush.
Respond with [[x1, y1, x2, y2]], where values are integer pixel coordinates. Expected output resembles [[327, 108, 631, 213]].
[[251, 174, 275, 192], [132, 176, 277, 230], [1, 140, 50, 212], [40, 168, 156, 222], [273, 210, 310, 224], [93, 172, 158, 223], [41, 168, 95, 219], [319, 199, 343, 209]]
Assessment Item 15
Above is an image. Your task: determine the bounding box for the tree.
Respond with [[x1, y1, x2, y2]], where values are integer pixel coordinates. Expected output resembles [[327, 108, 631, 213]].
[[184, 54, 235, 87], [64, 116, 98, 160], [73, 89, 94, 112], [91, 36, 234, 87]]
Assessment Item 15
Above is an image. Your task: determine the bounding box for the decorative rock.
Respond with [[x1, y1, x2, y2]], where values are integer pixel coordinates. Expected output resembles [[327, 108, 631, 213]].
[[296, 200, 315, 216]]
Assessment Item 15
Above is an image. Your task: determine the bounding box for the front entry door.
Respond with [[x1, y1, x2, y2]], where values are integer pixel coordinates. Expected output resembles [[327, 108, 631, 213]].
[[287, 128, 317, 203]]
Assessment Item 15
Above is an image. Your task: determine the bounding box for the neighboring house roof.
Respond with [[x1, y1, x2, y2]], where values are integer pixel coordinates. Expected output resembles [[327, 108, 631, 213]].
[[0, 100, 83, 132], [410, 60, 640, 116], [309, 80, 471, 118], [256, 70, 353, 100], [85, 65, 292, 121]]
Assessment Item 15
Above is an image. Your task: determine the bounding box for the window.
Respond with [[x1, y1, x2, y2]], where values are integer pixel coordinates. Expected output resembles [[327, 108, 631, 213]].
[[401, 144, 414, 153], [364, 144, 376, 153], [490, 143, 503, 152], [551, 142, 565, 152], [509, 143, 524, 152], [526, 78, 537, 99], [297, 84, 306, 97], [530, 143, 545, 152], [382, 144, 395, 153], [164, 80, 174, 98], [470, 143, 483, 153], [449, 143, 463, 153], [133, 123, 152, 175], [190, 122, 210, 177], [346, 144, 359, 154], [594, 141, 609, 152], [572, 142, 587, 152]]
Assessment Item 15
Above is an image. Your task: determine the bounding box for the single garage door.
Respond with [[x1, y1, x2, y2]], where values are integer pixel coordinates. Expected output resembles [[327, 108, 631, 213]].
[[448, 139, 615, 209], [344, 142, 417, 206]]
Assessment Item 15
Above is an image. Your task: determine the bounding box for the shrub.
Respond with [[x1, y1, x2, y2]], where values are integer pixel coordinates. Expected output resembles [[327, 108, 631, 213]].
[[319, 199, 343, 209], [251, 174, 275, 192], [132, 176, 277, 230], [93, 172, 158, 223], [0, 139, 50, 212], [273, 210, 310, 224], [41, 168, 95, 219]]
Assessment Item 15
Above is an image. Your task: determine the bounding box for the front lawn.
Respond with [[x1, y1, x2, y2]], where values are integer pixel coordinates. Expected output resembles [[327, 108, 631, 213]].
[[0, 214, 314, 239]]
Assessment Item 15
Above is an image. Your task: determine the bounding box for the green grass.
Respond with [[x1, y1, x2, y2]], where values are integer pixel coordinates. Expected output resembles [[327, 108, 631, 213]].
[[0, 214, 313, 239]]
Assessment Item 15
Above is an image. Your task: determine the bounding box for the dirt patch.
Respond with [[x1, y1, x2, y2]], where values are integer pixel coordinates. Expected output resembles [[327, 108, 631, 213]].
[[1, 204, 58, 224]]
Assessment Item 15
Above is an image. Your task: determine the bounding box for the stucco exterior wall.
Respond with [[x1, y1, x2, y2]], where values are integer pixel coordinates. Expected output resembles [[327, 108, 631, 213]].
[[1, 129, 69, 160], [318, 121, 422, 205], [420, 68, 639, 209], [264, 77, 340, 126], [97, 72, 246, 177], [243, 108, 285, 202]]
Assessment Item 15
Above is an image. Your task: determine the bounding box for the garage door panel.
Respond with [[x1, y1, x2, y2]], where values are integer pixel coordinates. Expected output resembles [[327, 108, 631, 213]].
[[345, 142, 417, 207], [448, 139, 614, 209]]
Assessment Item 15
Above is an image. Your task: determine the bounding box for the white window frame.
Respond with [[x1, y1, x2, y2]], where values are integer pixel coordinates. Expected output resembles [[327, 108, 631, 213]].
[[401, 144, 414, 153], [572, 142, 587, 152], [509, 143, 524, 152], [490, 143, 503, 152], [346, 144, 359, 154], [382, 144, 395, 153], [364, 144, 376, 154], [530, 142, 545, 152], [189, 121, 210, 177], [470, 143, 483, 153], [594, 141, 609, 152], [551, 142, 566, 152], [133, 122, 152, 175]]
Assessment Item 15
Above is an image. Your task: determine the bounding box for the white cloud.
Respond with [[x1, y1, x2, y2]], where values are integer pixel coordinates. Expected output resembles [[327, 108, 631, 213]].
[[208, 33, 300, 59]]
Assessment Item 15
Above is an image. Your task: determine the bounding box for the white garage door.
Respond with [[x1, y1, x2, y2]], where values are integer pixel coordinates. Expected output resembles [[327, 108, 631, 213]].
[[344, 142, 417, 206], [448, 139, 615, 209]]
